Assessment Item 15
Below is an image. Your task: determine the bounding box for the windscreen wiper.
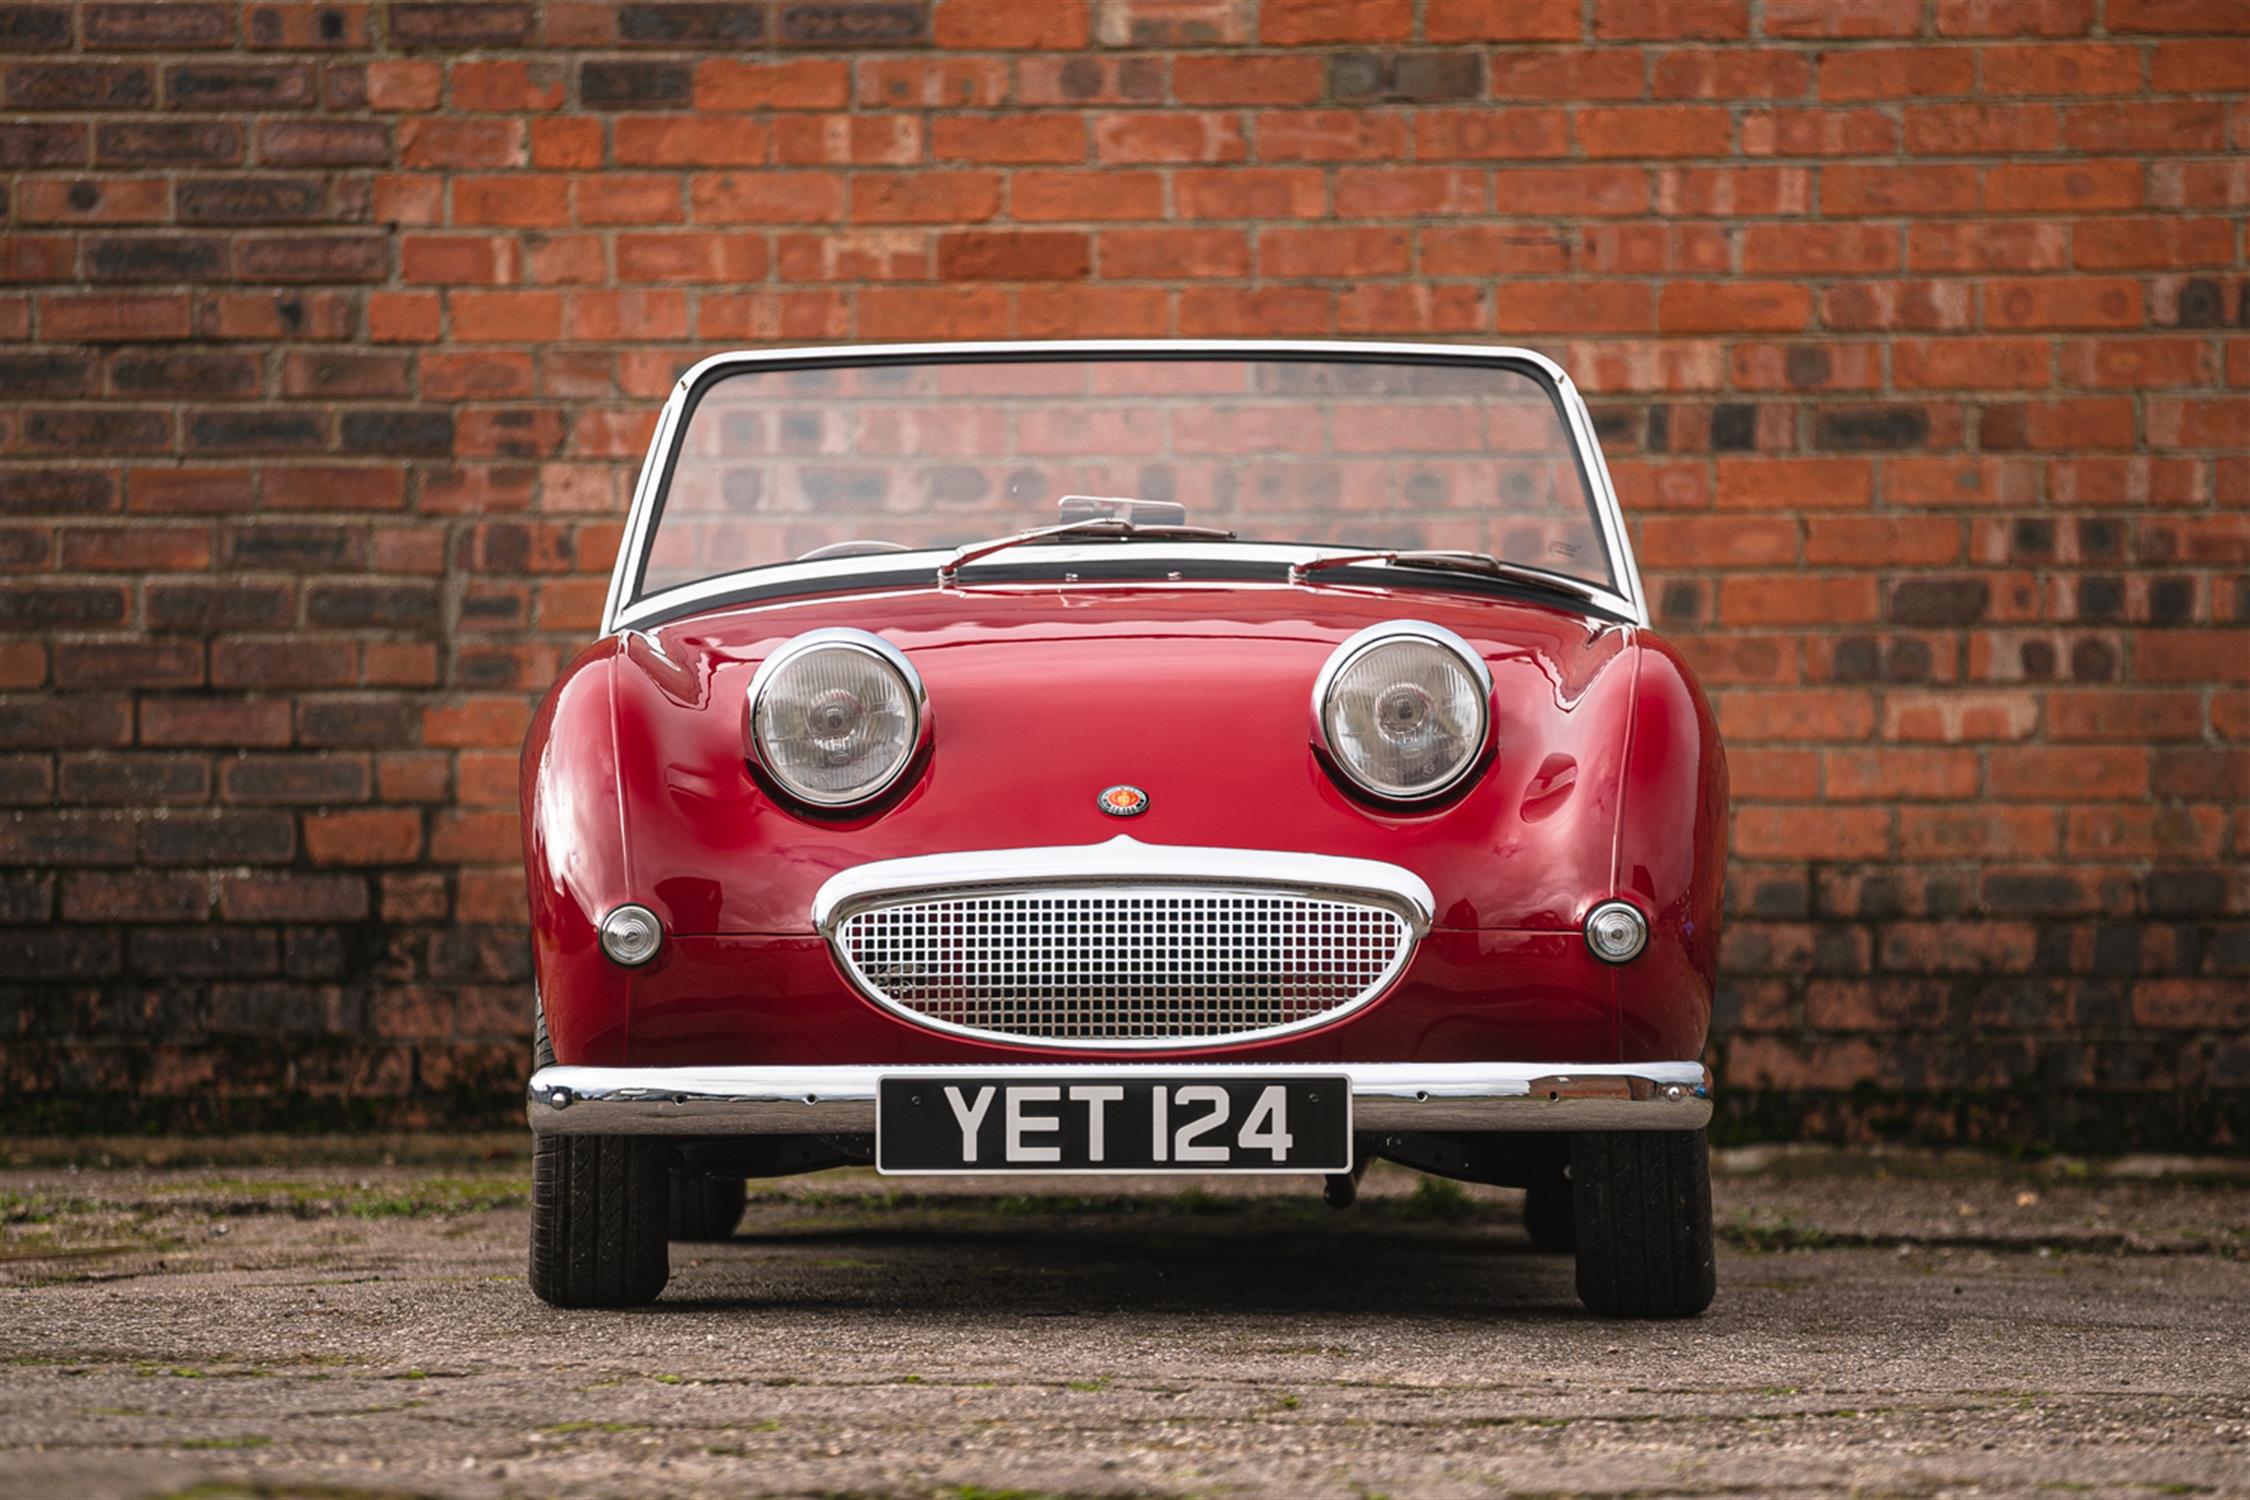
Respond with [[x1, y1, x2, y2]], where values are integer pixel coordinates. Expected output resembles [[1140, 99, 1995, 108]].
[[937, 519, 1237, 584], [1288, 548, 1601, 604]]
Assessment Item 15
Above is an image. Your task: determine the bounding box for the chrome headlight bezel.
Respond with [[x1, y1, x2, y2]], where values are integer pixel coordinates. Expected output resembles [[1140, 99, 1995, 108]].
[[745, 627, 929, 810], [1311, 620, 1494, 804]]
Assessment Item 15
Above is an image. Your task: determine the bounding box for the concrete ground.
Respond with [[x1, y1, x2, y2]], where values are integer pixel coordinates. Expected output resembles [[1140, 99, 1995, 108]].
[[0, 1140, 2245, 1499]]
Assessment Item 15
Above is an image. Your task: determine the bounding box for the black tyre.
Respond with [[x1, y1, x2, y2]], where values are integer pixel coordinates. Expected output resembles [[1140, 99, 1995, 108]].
[[668, 1173, 747, 1242], [1569, 1128, 1715, 1319], [529, 1134, 670, 1308], [1522, 1182, 1574, 1253]]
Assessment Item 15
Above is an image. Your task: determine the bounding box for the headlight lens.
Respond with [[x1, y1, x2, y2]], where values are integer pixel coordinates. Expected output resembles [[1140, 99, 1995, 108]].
[[748, 630, 924, 807], [1317, 623, 1490, 801]]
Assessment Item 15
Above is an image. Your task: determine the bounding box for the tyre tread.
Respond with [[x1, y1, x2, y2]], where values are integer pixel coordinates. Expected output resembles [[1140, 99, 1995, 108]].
[[529, 1134, 669, 1308], [1569, 1128, 1715, 1319]]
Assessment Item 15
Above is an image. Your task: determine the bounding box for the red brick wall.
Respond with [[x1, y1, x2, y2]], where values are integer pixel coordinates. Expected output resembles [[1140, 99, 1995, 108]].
[[2, 0, 2245, 1145]]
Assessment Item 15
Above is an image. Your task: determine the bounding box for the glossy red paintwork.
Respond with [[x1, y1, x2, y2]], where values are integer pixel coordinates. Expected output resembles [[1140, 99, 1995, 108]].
[[520, 579, 1727, 1072]]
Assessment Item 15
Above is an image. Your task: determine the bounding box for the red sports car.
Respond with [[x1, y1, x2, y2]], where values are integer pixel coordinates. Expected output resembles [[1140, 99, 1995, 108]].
[[521, 341, 1726, 1316]]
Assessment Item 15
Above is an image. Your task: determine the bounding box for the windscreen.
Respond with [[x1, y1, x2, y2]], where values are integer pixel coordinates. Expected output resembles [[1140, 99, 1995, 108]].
[[638, 355, 1611, 603]]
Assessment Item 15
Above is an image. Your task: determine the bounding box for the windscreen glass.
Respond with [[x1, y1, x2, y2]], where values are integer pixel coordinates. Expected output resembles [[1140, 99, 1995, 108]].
[[639, 355, 1611, 602]]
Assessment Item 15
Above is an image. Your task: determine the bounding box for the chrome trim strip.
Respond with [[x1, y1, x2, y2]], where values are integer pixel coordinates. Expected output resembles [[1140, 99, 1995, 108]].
[[526, 1061, 1713, 1137], [598, 341, 1651, 636], [809, 835, 1436, 935]]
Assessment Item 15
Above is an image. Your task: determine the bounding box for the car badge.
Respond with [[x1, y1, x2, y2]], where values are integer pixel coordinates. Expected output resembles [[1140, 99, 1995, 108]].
[[1098, 784, 1149, 818]]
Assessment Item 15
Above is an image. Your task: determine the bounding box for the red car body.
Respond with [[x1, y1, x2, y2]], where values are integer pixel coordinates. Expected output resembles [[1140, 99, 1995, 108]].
[[520, 342, 1727, 1316], [524, 584, 1725, 1072]]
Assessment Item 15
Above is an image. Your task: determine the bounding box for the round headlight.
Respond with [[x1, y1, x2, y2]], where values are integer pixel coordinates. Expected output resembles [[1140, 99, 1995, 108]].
[[1584, 900, 1648, 964], [747, 628, 925, 808], [600, 903, 663, 967], [1314, 622, 1491, 802]]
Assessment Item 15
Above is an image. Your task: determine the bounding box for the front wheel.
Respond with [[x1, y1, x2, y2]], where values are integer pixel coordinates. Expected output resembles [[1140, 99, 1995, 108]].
[[1569, 1128, 1715, 1319], [529, 1135, 670, 1308]]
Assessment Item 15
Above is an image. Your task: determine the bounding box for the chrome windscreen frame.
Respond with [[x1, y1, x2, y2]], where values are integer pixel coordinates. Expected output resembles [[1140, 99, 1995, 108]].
[[597, 340, 1650, 636]]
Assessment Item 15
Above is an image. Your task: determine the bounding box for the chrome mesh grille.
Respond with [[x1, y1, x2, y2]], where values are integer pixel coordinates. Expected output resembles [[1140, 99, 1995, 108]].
[[830, 885, 1413, 1046]]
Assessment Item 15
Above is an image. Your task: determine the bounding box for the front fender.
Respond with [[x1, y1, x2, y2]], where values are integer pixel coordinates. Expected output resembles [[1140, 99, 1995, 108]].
[[1613, 635, 1729, 1060], [521, 637, 633, 1067]]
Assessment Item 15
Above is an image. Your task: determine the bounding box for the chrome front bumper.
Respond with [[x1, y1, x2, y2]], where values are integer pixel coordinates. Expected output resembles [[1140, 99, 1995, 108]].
[[526, 1061, 1711, 1136]]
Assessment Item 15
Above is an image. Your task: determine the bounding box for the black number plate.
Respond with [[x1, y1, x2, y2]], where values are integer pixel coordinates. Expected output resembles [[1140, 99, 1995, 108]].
[[876, 1076, 1352, 1175]]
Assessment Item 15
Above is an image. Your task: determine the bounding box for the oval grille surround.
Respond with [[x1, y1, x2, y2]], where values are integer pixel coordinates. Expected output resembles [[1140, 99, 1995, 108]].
[[829, 883, 1417, 1048]]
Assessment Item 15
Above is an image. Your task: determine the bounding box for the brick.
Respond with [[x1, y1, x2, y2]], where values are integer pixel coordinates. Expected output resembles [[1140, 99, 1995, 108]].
[[1716, 457, 1875, 510], [1818, 48, 1974, 100], [1577, 107, 1734, 158], [177, 177, 326, 225], [613, 3, 769, 44], [303, 809, 420, 865], [1485, 165, 1647, 215], [1720, 574, 1880, 625], [1903, 103, 2062, 155], [934, 0, 1084, 47], [1593, 0, 1747, 40], [0, 350, 92, 397], [936, 230, 1090, 280], [2072, 218, 2235, 271], [613, 115, 768, 167], [221, 753, 371, 805], [1259, 0, 1408, 44], [166, 62, 312, 109], [1741, 225, 1898, 276], [58, 871, 209, 926], [58, 523, 214, 570], [1732, 806, 1891, 860], [1823, 165, 1979, 216], [1936, 0, 2094, 35], [141, 812, 296, 865], [140, 697, 291, 748], [256, 120, 389, 166], [5, 62, 155, 109], [1658, 165, 1809, 216], [778, 2, 928, 46], [1492, 280, 1651, 334], [2149, 40, 2250, 93], [1660, 281, 1813, 333], [95, 121, 243, 166], [0, 5, 71, 49], [920, 113, 1077, 167], [697, 58, 850, 109], [1147, 56, 1298, 107], [2061, 337, 2205, 391], [1986, 277, 2144, 330], [1985, 161, 2143, 214], [0, 121, 85, 167], [2064, 101, 2227, 155], [0, 697, 131, 747], [1099, 227, 1248, 279], [1980, 44, 2144, 97], [389, 3, 532, 47], [843, 170, 993, 223]]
